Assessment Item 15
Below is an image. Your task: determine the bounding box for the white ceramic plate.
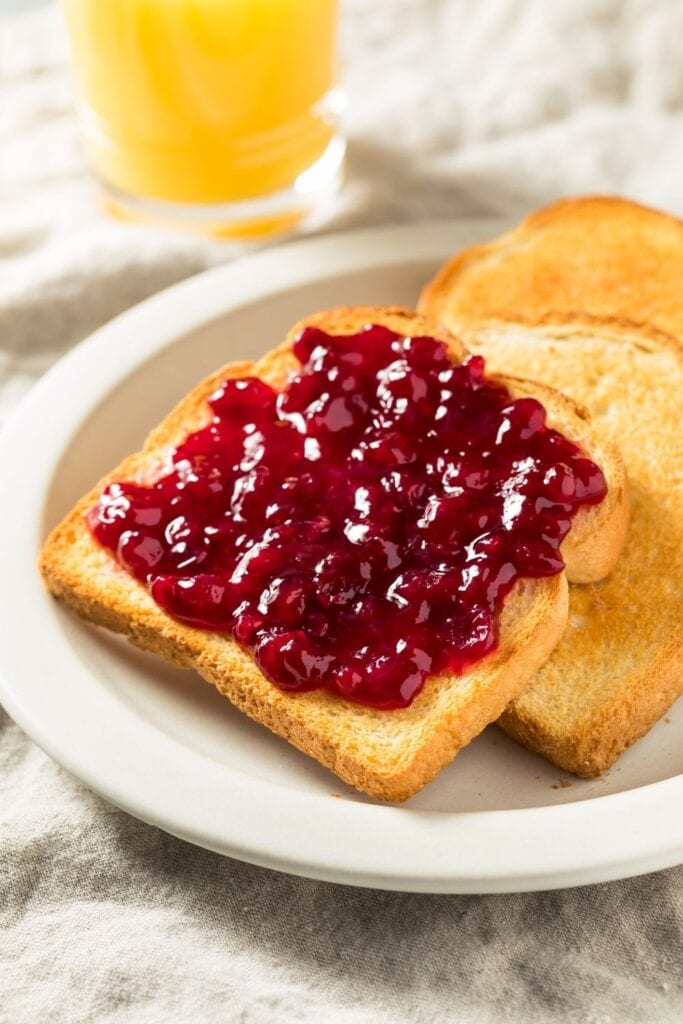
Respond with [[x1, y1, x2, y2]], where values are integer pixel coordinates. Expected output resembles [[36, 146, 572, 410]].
[[1, 220, 681, 893]]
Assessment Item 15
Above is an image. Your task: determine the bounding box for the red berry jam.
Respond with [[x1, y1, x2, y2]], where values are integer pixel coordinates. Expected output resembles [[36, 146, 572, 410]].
[[88, 326, 607, 709]]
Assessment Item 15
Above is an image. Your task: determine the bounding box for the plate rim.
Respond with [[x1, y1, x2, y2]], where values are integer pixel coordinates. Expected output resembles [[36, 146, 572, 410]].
[[1, 218, 681, 893]]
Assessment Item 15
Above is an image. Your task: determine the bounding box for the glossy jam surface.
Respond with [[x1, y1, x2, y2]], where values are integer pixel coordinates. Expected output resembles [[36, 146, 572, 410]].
[[89, 326, 607, 709]]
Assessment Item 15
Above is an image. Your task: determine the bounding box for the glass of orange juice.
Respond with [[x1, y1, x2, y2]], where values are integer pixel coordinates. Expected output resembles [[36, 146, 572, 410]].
[[62, 0, 344, 238]]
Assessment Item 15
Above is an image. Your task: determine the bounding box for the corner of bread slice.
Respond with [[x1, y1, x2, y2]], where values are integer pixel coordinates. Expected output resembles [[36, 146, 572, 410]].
[[417, 195, 683, 342], [284, 308, 630, 583], [41, 498, 569, 801], [494, 374, 629, 584], [498, 614, 683, 778]]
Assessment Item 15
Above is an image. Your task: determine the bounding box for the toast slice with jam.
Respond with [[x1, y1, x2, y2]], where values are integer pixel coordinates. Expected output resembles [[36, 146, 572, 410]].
[[40, 307, 627, 799]]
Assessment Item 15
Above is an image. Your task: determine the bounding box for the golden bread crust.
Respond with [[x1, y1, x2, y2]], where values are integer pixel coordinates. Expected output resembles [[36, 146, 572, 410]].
[[419, 195, 683, 342]]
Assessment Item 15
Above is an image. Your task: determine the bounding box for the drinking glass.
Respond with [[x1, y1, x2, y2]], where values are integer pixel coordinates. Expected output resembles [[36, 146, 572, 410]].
[[62, 0, 345, 237]]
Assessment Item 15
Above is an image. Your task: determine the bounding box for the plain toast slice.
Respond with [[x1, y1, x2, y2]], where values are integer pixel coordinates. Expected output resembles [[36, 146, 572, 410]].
[[420, 215, 683, 776], [40, 307, 626, 800], [420, 195, 683, 342]]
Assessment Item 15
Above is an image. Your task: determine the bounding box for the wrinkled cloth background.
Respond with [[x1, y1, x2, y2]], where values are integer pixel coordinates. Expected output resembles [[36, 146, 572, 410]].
[[1, 2, 682, 1021]]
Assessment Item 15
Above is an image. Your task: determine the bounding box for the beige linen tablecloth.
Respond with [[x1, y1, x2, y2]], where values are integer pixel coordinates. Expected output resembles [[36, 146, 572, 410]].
[[1, 3, 682, 1021]]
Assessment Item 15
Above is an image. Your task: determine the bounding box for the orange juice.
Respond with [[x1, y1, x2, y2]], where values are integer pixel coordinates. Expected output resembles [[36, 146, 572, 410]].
[[62, 0, 341, 218]]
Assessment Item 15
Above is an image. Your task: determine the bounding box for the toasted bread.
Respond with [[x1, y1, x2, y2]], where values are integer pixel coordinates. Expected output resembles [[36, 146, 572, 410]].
[[40, 306, 626, 800], [420, 196, 683, 342], [419, 204, 683, 776]]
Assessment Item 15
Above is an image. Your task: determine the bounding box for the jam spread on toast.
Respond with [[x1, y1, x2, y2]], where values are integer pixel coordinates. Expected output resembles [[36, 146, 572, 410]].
[[89, 326, 606, 708]]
